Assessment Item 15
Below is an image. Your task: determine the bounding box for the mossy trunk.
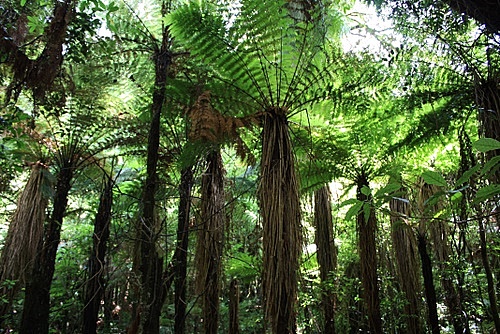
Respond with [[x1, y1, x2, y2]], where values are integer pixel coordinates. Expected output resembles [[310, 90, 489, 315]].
[[355, 172, 382, 334], [196, 149, 225, 334], [313, 185, 337, 334], [259, 110, 301, 334], [20, 165, 73, 334]]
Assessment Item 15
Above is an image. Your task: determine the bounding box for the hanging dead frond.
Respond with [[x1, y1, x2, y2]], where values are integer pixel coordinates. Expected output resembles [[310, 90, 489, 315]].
[[390, 195, 422, 334], [259, 110, 302, 333], [188, 91, 258, 163], [0, 163, 52, 285], [0, 162, 52, 320]]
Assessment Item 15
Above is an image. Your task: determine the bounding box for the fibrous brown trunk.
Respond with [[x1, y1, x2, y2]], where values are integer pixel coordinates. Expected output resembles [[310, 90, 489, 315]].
[[83, 174, 113, 334], [196, 149, 225, 334], [259, 110, 302, 334], [174, 166, 194, 334], [20, 165, 73, 334], [355, 171, 382, 334], [390, 196, 422, 334], [313, 185, 337, 334], [0, 163, 50, 327]]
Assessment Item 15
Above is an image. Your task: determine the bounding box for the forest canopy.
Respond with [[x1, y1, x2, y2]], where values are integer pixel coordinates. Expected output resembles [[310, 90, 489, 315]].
[[0, 0, 499, 333]]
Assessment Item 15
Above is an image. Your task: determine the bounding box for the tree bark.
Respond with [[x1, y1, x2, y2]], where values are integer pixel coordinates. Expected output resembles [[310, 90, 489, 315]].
[[478, 217, 500, 332], [229, 279, 240, 334], [356, 171, 382, 334], [390, 196, 422, 334], [196, 149, 225, 334], [2, 0, 74, 102], [83, 174, 113, 334], [314, 185, 337, 334], [20, 165, 73, 334], [174, 166, 194, 334]]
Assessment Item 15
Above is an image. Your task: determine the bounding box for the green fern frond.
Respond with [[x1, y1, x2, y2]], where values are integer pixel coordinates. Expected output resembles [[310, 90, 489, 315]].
[[168, 0, 337, 115]]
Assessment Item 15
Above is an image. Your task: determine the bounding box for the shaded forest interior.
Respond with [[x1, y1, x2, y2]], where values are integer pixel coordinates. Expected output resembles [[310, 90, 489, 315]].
[[1, 0, 500, 333]]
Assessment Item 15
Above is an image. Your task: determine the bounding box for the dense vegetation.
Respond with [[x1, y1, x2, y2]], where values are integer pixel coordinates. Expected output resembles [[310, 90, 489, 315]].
[[0, 0, 499, 333]]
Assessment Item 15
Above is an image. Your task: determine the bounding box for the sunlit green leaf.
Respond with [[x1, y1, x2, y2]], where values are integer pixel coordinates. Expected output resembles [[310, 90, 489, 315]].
[[472, 138, 500, 152], [422, 170, 447, 187]]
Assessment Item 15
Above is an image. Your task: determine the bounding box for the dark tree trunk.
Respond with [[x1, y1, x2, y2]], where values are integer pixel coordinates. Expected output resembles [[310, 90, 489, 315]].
[[137, 33, 172, 334], [196, 149, 225, 334], [229, 279, 240, 334], [259, 111, 301, 334], [355, 171, 382, 334], [313, 185, 337, 334], [417, 234, 440, 334], [432, 219, 467, 334], [478, 217, 500, 332], [83, 174, 113, 334], [174, 167, 194, 334], [20, 166, 73, 334], [390, 197, 422, 334]]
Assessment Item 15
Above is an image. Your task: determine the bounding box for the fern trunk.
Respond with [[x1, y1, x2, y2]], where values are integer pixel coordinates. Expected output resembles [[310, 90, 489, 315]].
[[0, 163, 49, 327], [174, 166, 194, 334], [389, 197, 422, 334], [83, 174, 113, 334], [137, 35, 172, 334], [417, 233, 440, 334], [229, 279, 240, 334], [20, 165, 73, 334], [196, 149, 225, 334], [313, 185, 337, 334], [259, 110, 301, 334], [355, 172, 382, 334]]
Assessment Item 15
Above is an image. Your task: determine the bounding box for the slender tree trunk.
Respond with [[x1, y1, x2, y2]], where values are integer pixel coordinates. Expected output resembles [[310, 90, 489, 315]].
[[20, 165, 73, 334], [313, 185, 337, 334], [390, 196, 422, 334], [355, 171, 382, 334], [83, 174, 113, 334], [259, 111, 301, 334], [174, 166, 194, 334], [417, 234, 440, 334], [137, 34, 172, 333], [0, 163, 49, 327], [229, 279, 240, 334], [196, 149, 225, 334]]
